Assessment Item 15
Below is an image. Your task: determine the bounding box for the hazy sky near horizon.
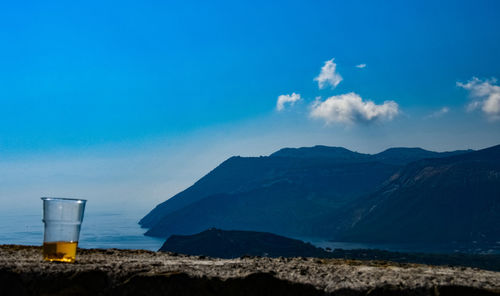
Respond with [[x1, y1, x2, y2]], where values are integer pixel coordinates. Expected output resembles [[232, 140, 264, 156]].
[[1, 0, 500, 211]]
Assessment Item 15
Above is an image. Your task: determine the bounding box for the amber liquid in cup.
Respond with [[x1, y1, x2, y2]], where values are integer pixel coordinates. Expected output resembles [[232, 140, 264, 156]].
[[43, 241, 78, 263], [42, 197, 86, 263]]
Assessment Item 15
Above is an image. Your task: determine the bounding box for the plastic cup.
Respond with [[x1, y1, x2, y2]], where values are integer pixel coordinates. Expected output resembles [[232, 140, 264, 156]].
[[41, 197, 86, 263]]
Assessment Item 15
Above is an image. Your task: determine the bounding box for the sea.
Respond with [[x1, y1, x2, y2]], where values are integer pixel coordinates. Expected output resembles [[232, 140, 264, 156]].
[[0, 209, 165, 251], [1, 210, 498, 254]]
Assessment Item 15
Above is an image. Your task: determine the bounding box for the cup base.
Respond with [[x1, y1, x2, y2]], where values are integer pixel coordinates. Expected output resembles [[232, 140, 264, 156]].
[[43, 241, 78, 263]]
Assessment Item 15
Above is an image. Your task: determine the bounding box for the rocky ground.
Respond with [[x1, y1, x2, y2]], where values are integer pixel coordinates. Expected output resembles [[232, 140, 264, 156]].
[[1, 245, 499, 295]]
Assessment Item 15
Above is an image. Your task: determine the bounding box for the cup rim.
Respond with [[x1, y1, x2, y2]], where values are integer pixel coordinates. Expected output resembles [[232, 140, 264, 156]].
[[41, 197, 87, 203]]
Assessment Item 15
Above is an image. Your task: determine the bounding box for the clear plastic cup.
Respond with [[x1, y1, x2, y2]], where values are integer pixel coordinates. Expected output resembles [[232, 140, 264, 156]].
[[41, 197, 86, 263]]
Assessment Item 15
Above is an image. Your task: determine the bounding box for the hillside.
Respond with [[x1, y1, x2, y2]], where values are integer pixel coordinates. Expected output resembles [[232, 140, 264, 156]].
[[141, 145, 469, 240], [144, 160, 398, 238], [160, 228, 330, 258], [159, 229, 500, 271], [141, 146, 376, 229], [339, 144, 500, 243]]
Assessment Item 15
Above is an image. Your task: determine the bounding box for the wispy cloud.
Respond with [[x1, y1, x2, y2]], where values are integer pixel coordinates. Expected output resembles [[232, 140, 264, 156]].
[[355, 64, 367, 69], [425, 107, 450, 119], [309, 92, 399, 125], [314, 59, 342, 89], [457, 77, 500, 120], [276, 93, 302, 111]]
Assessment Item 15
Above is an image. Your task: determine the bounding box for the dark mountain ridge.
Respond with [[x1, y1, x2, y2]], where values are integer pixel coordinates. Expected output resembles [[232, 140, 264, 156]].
[[140, 154, 392, 229], [270, 145, 370, 160], [141, 145, 474, 241], [338, 144, 500, 243], [143, 159, 399, 238], [160, 228, 330, 258], [372, 147, 472, 165], [159, 228, 500, 271]]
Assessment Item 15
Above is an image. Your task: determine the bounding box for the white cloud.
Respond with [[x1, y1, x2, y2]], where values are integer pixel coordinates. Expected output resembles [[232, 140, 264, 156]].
[[457, 77, 500, 120], [310, 92, 399, 125], [276, 93, 302, 111], [314, 58, 343, 89], [355, 64, 367, 69], [426, 107, 450, 119]]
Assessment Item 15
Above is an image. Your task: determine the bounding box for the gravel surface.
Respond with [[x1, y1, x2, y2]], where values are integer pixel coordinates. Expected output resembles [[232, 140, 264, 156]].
[[1, 245, 499, 295]]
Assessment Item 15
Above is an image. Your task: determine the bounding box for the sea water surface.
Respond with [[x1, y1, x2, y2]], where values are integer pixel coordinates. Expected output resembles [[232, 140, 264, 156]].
[[1, 209, 498, 254], [0, 209, 164, 251]]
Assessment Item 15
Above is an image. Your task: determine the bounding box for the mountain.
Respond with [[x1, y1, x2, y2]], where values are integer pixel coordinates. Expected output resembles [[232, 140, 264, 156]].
[[159, 228, 330, 258], [338, 144, 500, 243], [270, 145, 369, 160], [141, 145, 469, 240], [159, 229, 500, 271], [141, 146, 371, 229], [372, 147, 472, 165], [139, 156, 309, 228], [143, 159, 398, 238]]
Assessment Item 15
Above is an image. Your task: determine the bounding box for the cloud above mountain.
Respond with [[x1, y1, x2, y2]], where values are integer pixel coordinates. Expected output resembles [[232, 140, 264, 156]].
[[314, 59, 342, 89], [457, 77, 500, 120], [276, 93, 302, 111], [277, 58, 400, 125], [310, 92, 399, 125], [425, 107, 450, 119]]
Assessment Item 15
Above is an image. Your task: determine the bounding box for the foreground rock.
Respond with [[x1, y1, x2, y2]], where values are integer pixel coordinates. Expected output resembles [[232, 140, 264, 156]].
[[1, 245, 499, 296]]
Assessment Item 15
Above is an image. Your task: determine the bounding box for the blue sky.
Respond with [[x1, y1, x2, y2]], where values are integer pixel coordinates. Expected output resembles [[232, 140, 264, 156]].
[[1, 0, 500, 211]]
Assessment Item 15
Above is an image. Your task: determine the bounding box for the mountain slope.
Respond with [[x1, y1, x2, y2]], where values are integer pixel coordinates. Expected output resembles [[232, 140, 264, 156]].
[[141, 145, 472, 240], [140, 156, 301, 228], [160, 228, 330, 258], [339, 144, 500, 243], [145, 160, 398, 238], [270, 145, 369, 160], [141, 146, 376, 228], [372, 147, 472, 165]]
